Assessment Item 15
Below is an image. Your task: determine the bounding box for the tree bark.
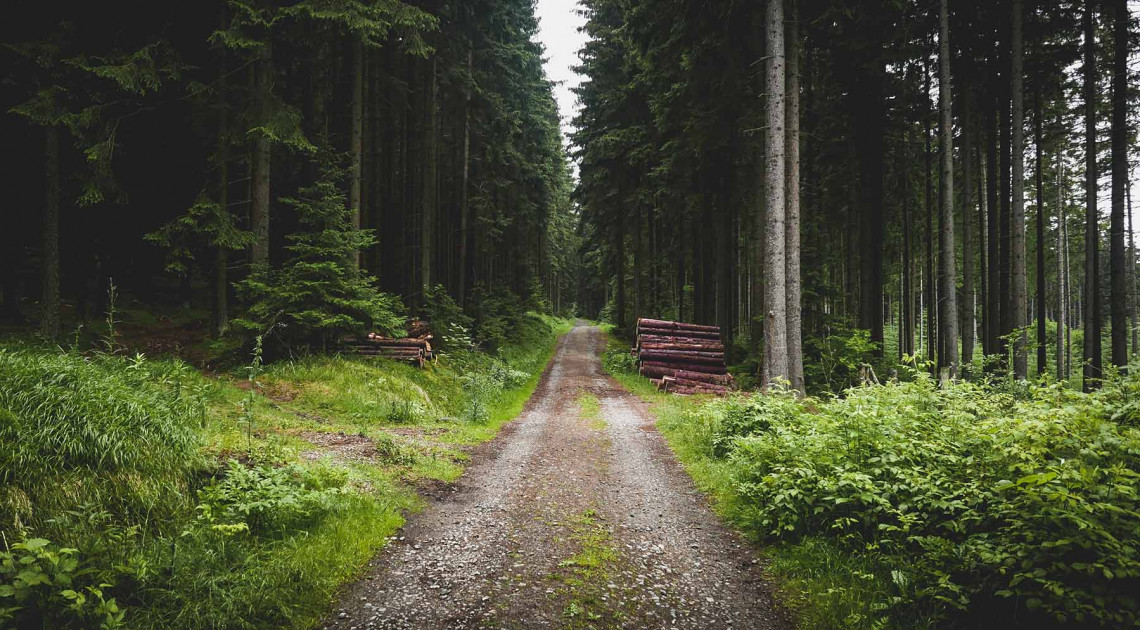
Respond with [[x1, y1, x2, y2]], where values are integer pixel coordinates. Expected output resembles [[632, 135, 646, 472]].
[[1083, 1, 1103, 390], [1011, 0, 1027, 378], [924, 61, 936, 368], [350, 38, 364, 270], [421, 57, 439, 298], [1129, 182, 1138, 355], [962, 95, 975, 369], [939, 0, 959, 379], [41, 126, 61, 340], [250, 42, 272, 270], [1035, 91, 1046, 374], [214, 39, 230, 338], [1110, 0, 1129, 367], [458, 49, 473, 305], [785, 0, 804, 392], [986, 98, 1000, 359], [1057, 153, 1067, 380], [762, 0, 788, 388]]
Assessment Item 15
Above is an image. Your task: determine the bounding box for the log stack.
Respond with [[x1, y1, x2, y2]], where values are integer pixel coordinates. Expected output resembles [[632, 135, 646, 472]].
[[345, 330, 434, 368], [633, 318, 733, 395]]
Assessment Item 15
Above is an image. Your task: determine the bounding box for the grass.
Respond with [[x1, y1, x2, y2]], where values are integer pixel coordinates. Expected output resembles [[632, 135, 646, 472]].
[[576, 391, 604, 430], [0, 312, 571, 629], [552, 508, 620, 628]]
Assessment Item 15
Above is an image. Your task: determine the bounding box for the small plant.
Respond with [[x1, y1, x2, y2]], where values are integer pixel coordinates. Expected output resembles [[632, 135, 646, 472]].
[[101, 279, 120, 355], [0, 535, 127, 629], [241, 335, 264, 456]]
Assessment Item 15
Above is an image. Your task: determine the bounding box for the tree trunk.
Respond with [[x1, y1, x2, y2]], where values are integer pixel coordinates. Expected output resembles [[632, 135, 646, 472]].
[[902, 134, 915, 358], [1110, 0, 1129, 367], [978, 144, 988, 358], [250, 42, 272, 270], [924, 61, 936, 368], [1129, 182, 1138, 355], [1011, 0, 1027, 378], [41, 126, 61, 340], [1035, 92, 1046, 374], [962, 96, 975, 370], [350, 38, 364, 270], [421, 57, 438, 298], [1083, 1, 1103, 390], [939, 0, 959, 379], [615, 211, 626, 329], [458, 49, 472, 305], [785, 0, 804, 392], [762, 0, 788, 388], [214, 39, 230, 338], [1057, 154, 1067, 381], [986, 100, 1000, 359]]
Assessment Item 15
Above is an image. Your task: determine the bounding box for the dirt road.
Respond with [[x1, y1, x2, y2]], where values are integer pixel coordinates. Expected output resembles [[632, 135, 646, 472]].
[[325, 323, 786, 629]]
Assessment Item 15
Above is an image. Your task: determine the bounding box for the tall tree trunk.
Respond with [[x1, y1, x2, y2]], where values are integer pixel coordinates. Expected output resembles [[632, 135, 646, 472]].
[[1035, 92, 1046, 374], [214, 35, 230, 338], [350, 38, 364, 270], [1129, 182, 1138, 355], [421, 57, 438, 299], [902, 134, 915, 358], [925, 61, 937, 368], [999, 45, 1012, 361], [250, 42, 272, 270], [634, 204, 644, 322], [1110, 0, 1129, 367], [41, 126, 61, 340], [962, 98, 975, 370], [977, 145, 988, 357], [762, 0, 788, 388], [458, 49, 473, 305], [786, 0, 804, 392], [1011, 0, 1028, 378], [1057, 154, 1067, 380], [1083, 1, 1103, 390], [939, 0, 959, 379], [986, 101, 1000, 359], [615, 211, 626, 329]]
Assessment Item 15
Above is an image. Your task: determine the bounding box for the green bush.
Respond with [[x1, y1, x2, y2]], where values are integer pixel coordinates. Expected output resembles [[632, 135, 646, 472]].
[[0, 536, 127, 629], [717, 376, 1140, 627], [421, 284, 474, 351], [194, 462, 349, 537]]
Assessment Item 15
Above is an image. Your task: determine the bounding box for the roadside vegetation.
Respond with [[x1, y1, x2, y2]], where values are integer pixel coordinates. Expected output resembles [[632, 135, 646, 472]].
[[602, 333, 1140, 630], [0, 312, 569, 629]]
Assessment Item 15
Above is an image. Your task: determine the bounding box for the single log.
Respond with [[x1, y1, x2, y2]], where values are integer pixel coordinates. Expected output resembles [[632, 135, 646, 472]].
[[640, 365, 679, 379], [369, 339, 430, 348], [638, 350, 724, 364], [639, 361, 726, 374], [637, 318, 721, 334], [639, 342, 725, 352], [673, 370, 734, 386], [667, 385, 728, 396], [637, 334, 726, 346], [637, 327, 721, 340]]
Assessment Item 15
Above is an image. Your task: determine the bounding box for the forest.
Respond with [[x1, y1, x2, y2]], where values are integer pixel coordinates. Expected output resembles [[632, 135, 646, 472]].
[[1, 0, 1139, 628]]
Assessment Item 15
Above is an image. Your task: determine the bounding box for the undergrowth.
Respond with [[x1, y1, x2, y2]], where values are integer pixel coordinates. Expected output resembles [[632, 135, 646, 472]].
[[0, 312, 570, 629], [602, 330, 1140, 630]]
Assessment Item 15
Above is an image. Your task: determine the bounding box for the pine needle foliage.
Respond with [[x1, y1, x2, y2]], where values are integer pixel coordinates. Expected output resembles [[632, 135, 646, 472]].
[[234, 154, 405, 350]]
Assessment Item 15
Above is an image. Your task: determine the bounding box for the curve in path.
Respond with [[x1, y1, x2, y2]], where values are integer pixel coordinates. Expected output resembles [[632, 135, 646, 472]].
[[325, 323, 786, 630]]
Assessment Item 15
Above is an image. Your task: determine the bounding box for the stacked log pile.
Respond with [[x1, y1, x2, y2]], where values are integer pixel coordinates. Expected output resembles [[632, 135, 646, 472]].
[[633, 318, 733, 395], [345, 327, 434, 368]]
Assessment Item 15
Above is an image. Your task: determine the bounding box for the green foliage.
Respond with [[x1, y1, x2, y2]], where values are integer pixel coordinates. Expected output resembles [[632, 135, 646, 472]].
[[0, 345, 203, 487], [194, 461, 348, 537], [601, 347, 637, 375], [421, 284, 474, 351], [704, 376, 1140, 627], [466, 284, 528, 350], [145, 194, 256, 277], [803, 322, 882, 393], [234, 156, 405, 348], [0, 535, 126, 629]]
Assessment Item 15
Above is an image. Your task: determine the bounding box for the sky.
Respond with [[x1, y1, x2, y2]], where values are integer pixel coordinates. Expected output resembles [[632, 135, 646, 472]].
[[533, 0, 588, 149]]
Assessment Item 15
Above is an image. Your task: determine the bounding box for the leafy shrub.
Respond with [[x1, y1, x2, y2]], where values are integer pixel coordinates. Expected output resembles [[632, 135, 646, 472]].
[[601, 347, 636, 375], [194, 462, 348, 536], [421, 284, 474, 351], [466, 284, 527, 350], [803, 322, 882, 393], [720, 376, 1140, 627], [0, 536, 127, 629]]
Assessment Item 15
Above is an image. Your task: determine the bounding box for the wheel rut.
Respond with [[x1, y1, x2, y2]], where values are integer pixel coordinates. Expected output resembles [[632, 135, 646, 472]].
[[325, 323, 786, 630]]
